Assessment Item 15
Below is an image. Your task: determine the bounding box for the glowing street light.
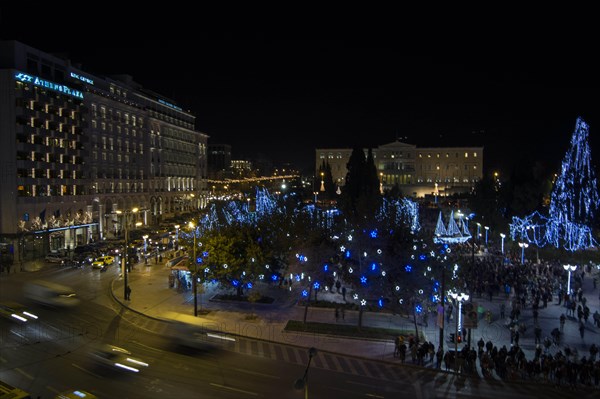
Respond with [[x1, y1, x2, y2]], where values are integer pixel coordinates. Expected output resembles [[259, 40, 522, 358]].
[[563, 264, 578, 295], [518, 242, 529, 265], [189, 221, 199, 316], [484, 226, 489, 245], [499, 233, 506, 254], [174, 224, 180, 249], [447, 290, 469, 371]]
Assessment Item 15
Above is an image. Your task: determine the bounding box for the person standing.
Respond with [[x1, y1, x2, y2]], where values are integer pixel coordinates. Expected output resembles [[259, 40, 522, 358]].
[[125, 285, 132, 300], [579, 320, 585, 339]]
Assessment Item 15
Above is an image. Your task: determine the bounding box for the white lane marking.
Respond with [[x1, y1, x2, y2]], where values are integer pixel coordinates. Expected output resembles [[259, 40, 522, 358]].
[[209, 383, 259, 396]]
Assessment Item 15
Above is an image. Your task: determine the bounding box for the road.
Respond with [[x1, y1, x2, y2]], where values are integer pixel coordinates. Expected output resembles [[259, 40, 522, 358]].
[[1, 264, 597, 398]]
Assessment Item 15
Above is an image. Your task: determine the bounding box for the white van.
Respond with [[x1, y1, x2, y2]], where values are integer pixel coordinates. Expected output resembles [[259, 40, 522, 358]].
[[161, 311, 235, 349], [24, 280, 81, 308]]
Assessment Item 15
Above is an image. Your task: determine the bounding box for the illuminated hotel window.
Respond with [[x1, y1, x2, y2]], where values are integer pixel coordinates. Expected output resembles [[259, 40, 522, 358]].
[[101, 122, 106, 131], [465, 152, 468, 158], [427, 154, 431, 158], [473, 165, 477, 169], [473, 152, 477, 157], [102, 152, 107, 161], [446, 153, 449, 157], [419, 153, 422, 158]]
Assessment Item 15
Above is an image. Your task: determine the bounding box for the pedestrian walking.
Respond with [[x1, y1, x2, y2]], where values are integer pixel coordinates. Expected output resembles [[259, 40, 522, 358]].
[[125, 285, 132, 300], [560, 313, 566, 332], [500, 303, 505, 319], [341, 286, 346, 301], [335, 307, 340, 322], [579, 320, 585, 339]]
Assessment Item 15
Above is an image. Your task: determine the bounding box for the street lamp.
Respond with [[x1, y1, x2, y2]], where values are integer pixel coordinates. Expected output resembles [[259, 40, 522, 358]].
[[500, 233, 506, 254], [476, 223, 481, 238], [484, 226, 489, 246], [189, 221, 199, 317], [142, 235, 148, 262], [563, 264, 578, 295], [174, 225, 180, 250], [294, 347, 318, 399], [447, 291, 469, 372], [518, 242, 529, 265], [116, 207, 139, 301]]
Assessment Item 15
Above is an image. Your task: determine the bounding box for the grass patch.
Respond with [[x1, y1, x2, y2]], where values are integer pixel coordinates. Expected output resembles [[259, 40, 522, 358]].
[[212, 293, 275, 304], [284, 320, 424, 341]]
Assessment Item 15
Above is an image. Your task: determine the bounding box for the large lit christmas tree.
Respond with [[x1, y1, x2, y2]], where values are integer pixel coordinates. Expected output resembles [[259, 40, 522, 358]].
[[510, 117, 598, 251], [549, 117, 599, 225]]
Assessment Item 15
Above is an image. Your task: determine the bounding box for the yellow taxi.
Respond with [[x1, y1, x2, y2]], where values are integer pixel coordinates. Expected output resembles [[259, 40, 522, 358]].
[[91, 256, 115, 269]]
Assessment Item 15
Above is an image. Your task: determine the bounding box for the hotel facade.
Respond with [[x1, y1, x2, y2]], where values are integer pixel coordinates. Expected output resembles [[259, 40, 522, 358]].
[[316, 140, 483, 197], [0, 41, 208, 262]]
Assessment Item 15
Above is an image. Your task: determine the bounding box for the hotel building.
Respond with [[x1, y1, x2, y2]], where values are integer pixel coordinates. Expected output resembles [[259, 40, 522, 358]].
[[0, 41, 208, 262]]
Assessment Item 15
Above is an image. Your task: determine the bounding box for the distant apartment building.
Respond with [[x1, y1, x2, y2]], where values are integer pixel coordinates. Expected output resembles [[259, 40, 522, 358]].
[[207, 143, 232, 179], [0, 41, 208, 261], [316, 140, 483, 197]]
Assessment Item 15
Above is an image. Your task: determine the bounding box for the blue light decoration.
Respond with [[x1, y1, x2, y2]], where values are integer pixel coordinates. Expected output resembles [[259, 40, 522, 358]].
[[378, 298, 383, 308], [271, 274, 278, 281], [405, 265, 412, 272], [370, 229, 378, 238], [302, 290, 308, 297], [510, 118, 599, 251], [377, 198, 421, 233], [433, 210, 471, 244], [360, 275, 367, 284], [415, 304, 423, 314], [196, 257, 203, 264], [324, 264, 328, 272], [345, 250, 351, 258], [246, 282, 253, 289], [371, 262, 377, 271], [313, 282, 320, 290], [232, 280, 239, 287]]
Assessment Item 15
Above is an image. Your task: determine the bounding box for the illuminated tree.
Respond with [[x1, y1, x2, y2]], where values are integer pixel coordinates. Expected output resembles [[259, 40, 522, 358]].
[[549, 117, 599, 225]]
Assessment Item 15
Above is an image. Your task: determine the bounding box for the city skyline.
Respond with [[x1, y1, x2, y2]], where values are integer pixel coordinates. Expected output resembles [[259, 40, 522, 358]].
[[1, 17, 598, 176]]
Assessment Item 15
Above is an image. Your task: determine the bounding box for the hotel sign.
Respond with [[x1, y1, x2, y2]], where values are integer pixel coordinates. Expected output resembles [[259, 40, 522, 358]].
[[14, 72, 84, 99], [158, 98, 183, 111], [70, 72, 94, 85]]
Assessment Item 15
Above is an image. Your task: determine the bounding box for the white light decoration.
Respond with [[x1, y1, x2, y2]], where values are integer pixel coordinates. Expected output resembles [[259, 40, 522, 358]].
[[363, 251, 367, 257], [348, 267, 353, 273], [418, 289, 423, 294], [395, 285, 400, 291], [340, 246, 346, 252], [399, 298, 404, 304], [360, 299, 367, 306], [377, 249, 382, 254], [427, 266, 431, 271], [333, 271, 337, 277], [381, 271, 386, 276], [223, 264, 228, 269], [348, 235, 353, 241], [353, 293, 359, 300]]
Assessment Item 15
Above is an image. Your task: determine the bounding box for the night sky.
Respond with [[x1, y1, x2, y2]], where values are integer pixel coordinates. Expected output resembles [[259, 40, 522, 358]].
[[2, 9, 599, 177]]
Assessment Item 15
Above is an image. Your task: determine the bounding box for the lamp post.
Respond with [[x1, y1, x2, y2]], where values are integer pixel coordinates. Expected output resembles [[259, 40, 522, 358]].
[[484, 226, 489, 246], [518, 242, 529, 265], [447, 291, 469, 372], [294, 347, 318, 399], [116, 207, 139, 301], [142, 235, 148, 263], [500, 233, 506, 254], [189, 222, 198, 317], [476, 223, 481, 238], [563, 264, 577, 295], [174, 224, 180, 250]]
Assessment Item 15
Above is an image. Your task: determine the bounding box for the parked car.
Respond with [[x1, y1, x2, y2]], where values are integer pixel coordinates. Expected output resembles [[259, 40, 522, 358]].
[[91, 256, 115, 269], [88, 343, 149, 373], [0, 300, 39, 323], [45, 253, 66, 263]]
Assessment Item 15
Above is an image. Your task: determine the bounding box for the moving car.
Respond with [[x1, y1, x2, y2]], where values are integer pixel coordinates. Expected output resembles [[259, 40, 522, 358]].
[[88, 343, 149, 373], [54, 389, 98, 399], [91, 255, 115, 269], [24, 280, 80, 308], [162, 311, 235, 349], [45, 253, 66, 263], [0, 301, 39, 323]]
